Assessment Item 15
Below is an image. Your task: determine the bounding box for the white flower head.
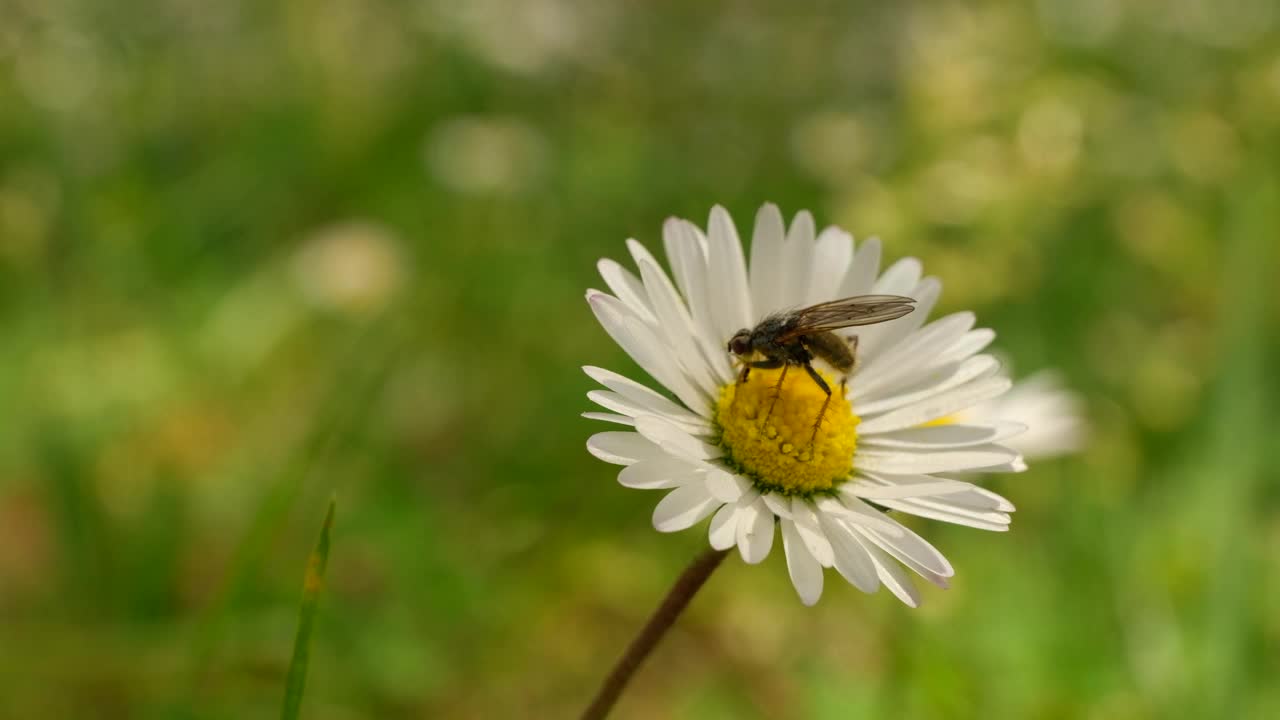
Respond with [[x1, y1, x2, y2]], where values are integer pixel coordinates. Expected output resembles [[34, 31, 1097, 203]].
[[584, 204, 1030, 607]]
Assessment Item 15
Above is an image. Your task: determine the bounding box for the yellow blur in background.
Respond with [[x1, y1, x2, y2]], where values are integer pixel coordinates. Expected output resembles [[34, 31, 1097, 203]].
[[0, 1, 1277, 718]]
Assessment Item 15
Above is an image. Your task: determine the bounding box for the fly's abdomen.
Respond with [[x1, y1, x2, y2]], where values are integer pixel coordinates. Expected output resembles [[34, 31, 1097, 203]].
[[801, 331, 855, 373]]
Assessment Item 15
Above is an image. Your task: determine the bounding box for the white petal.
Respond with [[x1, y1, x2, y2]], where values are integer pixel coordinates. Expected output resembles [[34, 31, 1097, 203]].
[[850, 258, 927, 362], [853, 472, 1015, 511], [586, 431, 662, 465], [843, 276, 942, 369], [617, 317, 713, 418], [972, 457, 1028, 474], [583, 366, 709, 430], [884, 277, 941, 342], [597, 258, 657, 325], [849, 475, 973, 499], [855, 522, 953, 578], [873, 496, 1011, 531], [618, 457, 704, 489], [585, 390, 701, 433], [780, 211, 815, 308], [817, 494, 905, 537], [922, 481, 1016, 512], [819, 512, 880, 593], [839, 237, 881, 296], [839, 260, 921, 361], [661, 218, 704, 314], [853, 534, 922, 607], [856, 376, 1012, 434], [635, 416, 721, 461], [736, 496, 775, 564], [859, 423, 1016, 450], [855, 444, 1019, 474], [870, 310, 976, 372], [581, 411, 634, 426], [748, 203, 785, 316], [762, 492, 792, 519], [853, 355, 1001, 416], [854, 312, 977, 399], [806, 227, 853, 305], [652, 485, 719, 532], [781, 518, 824, 606], [705, 468, 748, 502], [585, 389, 708, 434], [708, 503, 740, 550], [586, 290, 711, 416], [663, 219, 734, 384], [706, 206, 753, 340], [872, 257, 923, 295], [790, 498, 834, 567], [938, 328, 997, 364], [634, 253, 721, 396]]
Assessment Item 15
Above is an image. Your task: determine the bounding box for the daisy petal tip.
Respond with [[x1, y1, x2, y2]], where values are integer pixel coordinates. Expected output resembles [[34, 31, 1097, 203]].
[[794, 577, 824, 606], [709, 536, 735, 552], [757, 201, 781, 219], [708, 504, 739, 551]]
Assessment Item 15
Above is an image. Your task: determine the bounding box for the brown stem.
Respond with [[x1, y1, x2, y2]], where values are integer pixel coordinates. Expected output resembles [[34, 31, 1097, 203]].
[[579, 547, 730, 720]]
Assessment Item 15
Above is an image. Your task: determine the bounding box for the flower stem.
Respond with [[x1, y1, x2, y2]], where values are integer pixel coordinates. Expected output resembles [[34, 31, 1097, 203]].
[[580, 547, 730, 720]]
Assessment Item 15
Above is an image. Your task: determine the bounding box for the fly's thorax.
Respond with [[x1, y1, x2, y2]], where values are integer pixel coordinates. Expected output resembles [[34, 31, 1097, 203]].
[[748, 314, 792, 352]]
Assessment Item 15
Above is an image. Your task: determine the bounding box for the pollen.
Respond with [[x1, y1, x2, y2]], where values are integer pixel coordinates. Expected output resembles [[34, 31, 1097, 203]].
[[714, 367, 858, 496]]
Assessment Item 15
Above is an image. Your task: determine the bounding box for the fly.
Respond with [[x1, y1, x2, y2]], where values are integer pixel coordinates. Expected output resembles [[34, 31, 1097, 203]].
[[727, 294, 917, 448]]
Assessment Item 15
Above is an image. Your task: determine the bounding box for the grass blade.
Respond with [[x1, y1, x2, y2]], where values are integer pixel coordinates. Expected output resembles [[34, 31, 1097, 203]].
[[281, 497, 336, 720]]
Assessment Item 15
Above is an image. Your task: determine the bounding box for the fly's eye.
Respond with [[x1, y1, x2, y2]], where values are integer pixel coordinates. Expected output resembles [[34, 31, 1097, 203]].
[[728, 333, 751, 356]]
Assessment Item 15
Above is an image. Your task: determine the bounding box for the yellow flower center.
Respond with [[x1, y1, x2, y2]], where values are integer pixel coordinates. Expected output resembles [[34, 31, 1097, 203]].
[[714, 366, 858, 496]]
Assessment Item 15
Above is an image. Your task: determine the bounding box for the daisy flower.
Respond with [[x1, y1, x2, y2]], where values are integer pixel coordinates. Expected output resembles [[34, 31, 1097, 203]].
[[584, 204, 1028, 606]]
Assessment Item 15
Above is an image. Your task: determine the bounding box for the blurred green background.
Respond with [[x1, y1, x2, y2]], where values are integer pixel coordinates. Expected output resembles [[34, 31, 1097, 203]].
[[1, 1, 1278, 718]]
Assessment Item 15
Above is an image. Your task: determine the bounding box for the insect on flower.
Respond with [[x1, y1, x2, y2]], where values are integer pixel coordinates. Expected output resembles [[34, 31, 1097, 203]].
[[727, 295, 917, 449], [586, 204, 1028, 607]]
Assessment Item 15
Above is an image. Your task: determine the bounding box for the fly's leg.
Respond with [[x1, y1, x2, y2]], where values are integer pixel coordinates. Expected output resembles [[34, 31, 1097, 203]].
[[733, 358, 784, 418], [801, 361, 834, 455], [846, 334, 861, 372], [731, 364, 750, 410], [758, 361, 789, 428]]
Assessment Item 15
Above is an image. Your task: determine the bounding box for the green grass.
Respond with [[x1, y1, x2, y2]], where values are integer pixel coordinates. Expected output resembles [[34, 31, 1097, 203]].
[[281, 498, 335, 720]]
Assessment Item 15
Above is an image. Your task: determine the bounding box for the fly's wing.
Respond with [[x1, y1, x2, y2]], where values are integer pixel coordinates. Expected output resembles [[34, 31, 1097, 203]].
[[777, 295, 917, 340]]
